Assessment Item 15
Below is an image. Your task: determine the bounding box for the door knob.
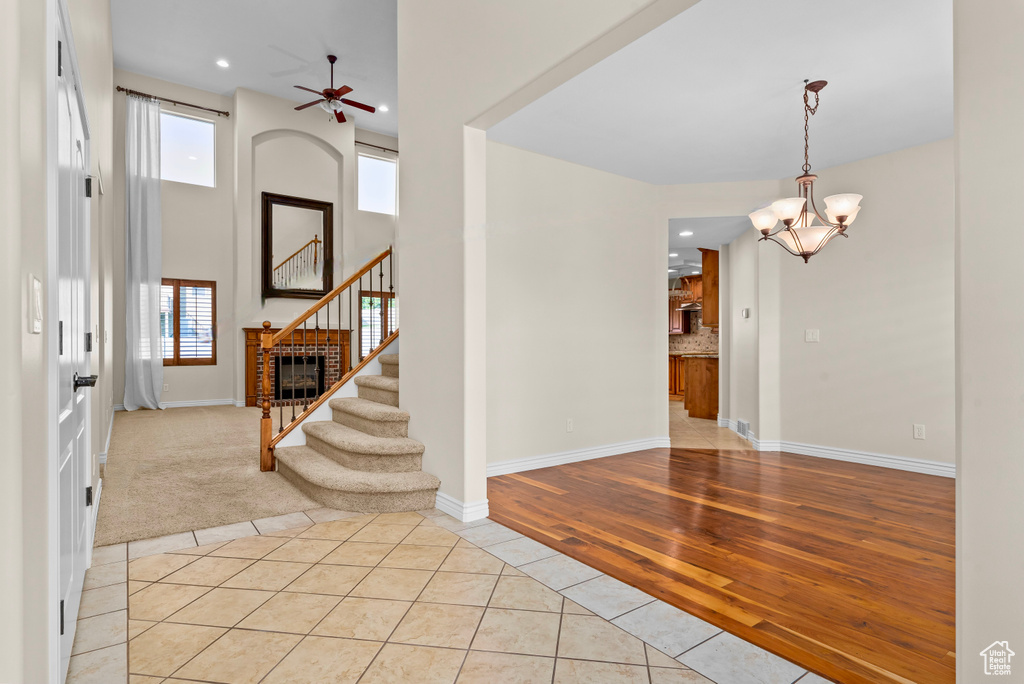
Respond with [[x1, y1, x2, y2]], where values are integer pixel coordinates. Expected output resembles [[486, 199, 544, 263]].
[[73, 373, 98, 391]]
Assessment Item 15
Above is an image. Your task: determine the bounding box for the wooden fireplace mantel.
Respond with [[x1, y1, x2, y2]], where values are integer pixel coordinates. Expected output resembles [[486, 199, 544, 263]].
[[243, 326, 351, 407]]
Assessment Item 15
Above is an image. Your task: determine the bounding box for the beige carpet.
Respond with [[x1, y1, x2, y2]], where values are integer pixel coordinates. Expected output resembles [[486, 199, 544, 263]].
[[94, 405, 317, 546]]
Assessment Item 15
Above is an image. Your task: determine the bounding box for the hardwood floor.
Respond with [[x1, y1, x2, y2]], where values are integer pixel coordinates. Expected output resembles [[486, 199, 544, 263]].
[[488, 447, 955, 684]]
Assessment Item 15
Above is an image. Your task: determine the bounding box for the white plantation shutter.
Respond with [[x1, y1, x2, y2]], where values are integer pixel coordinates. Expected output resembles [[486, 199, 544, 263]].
[[160, 283, 175, 359], [179, 284, 215, 359]]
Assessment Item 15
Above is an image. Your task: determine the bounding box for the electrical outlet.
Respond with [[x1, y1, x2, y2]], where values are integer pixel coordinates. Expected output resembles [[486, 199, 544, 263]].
[[566, 418, 573, 433], [805, 329, 820, 343], [163, 384, 169, 392], [913, 424, 926, 440]]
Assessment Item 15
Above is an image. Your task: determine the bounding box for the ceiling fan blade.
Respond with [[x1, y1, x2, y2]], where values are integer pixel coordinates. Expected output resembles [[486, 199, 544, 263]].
[[294, 85, 326, 97], [295, 99, 325, 111], [336, 85, 353, 97], [340, 98, 375, 113], [335, 109, 347, 124]]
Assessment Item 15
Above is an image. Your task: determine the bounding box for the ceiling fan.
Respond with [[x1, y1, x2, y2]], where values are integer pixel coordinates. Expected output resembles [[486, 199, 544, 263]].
[[293, 55, 375, 123]]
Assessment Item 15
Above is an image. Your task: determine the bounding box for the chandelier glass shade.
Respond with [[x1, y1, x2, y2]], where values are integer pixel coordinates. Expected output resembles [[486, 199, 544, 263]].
[[752, 80, 863, 262]]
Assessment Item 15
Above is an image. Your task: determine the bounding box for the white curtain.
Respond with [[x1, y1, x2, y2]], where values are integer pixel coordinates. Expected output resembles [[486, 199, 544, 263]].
[[124, 95, 164, 410]]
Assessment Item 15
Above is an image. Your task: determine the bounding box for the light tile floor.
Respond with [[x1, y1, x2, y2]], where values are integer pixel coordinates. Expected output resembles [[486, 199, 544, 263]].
[[670, 402, 754, 450], [70, 507, 828, 684]]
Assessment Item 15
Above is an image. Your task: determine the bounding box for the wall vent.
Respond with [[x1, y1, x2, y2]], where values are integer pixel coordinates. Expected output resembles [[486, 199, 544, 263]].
[[737, 420, 750, 438]]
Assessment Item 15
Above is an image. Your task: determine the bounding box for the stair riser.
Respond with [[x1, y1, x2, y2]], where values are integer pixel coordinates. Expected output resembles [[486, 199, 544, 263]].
[[358, 385, 399, 407], [331, 408, 408, 438], [307, 434, 423, 473], [381, 364, 399, 378], [279, 461, 437, 513]]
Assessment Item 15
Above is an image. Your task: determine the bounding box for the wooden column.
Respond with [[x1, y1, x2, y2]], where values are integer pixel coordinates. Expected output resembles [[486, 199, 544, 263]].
[[260, 321, 274, 471]]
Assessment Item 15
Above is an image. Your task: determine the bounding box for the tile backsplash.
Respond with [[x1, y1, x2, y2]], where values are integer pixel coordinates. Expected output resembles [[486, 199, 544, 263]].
[[669, 310, 719, 353]]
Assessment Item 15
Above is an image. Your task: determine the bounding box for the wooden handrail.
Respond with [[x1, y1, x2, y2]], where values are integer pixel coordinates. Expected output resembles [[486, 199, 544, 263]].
[[260, 245, 397, 471], [274, 235, 321, 272], [268, 329, 399, 451], [271, 247, 392, 345]]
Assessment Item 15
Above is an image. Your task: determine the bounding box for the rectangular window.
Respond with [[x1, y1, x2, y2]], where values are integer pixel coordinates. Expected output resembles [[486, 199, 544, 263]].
[[357, 153, 397, 215], [160, 111, 216, 187], [359, 290, 397, 359], [160, 279, 217, 366]]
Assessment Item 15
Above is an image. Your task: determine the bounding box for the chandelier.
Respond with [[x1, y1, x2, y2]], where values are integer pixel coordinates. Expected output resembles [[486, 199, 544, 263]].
[[748, 80, 862, 262]]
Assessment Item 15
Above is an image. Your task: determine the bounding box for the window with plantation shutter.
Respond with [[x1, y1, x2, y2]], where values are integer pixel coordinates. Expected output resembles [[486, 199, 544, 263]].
[[160, 278, 217, 366]]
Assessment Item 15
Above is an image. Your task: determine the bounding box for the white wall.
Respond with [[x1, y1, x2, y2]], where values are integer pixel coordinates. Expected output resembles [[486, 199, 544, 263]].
[[397, 0, 694, 511], [954, 0, 1024, 675], [725, 228, 760, 434], [485, 141, 664, 465], [778, 139, 955, 464]]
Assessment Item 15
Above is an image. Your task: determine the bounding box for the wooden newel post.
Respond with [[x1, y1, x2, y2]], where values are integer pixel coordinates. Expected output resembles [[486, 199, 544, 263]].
[[260, 321, 275, 471]]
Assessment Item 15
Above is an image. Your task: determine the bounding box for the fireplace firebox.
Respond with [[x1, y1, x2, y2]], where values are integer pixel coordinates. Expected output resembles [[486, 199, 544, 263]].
[[274, 355, 326, 401]]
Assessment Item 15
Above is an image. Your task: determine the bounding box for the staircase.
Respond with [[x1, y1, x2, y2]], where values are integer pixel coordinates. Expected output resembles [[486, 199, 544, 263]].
[[275, 355, 441, 513]]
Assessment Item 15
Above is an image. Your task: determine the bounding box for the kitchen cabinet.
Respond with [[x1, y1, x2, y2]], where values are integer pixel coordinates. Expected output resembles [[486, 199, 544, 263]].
[[669, 296, 683, 334], [669, 296, 691, 334], [699, 249, 719, 329], [669, 356, 685, 401], [683, 357, 719, 419]]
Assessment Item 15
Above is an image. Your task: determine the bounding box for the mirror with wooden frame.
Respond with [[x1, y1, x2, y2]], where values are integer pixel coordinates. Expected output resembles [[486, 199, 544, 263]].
[[261, 192, 334, 299]]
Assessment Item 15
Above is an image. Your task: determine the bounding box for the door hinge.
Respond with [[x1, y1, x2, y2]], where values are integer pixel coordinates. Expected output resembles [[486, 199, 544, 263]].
[[58, 321, 63, 355], [85, 177, 92, 198], [85, 331, 93, 352], [57, 41, 62, 77], [59, 599, 64, 635], [85, 485, 93, 507]]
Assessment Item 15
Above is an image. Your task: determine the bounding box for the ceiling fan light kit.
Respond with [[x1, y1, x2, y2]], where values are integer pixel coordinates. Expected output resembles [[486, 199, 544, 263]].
[[752, 80, 863, 262], [293, 54, 376, 124]]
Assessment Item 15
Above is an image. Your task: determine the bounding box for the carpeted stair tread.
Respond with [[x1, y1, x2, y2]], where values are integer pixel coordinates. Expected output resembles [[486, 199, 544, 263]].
[[276, 446, 439, 493], [303, 421, 424, 456], [378, 354, 399, 366], [354, 375, 399, 392], [329, 397, 409, 423]]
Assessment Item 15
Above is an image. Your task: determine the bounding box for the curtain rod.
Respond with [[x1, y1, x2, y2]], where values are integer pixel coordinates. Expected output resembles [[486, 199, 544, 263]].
[[355, 140, 398, 155], [116, 86, 230, 118]]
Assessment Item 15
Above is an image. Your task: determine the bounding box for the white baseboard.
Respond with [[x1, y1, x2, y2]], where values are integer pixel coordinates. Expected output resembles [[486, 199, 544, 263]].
[[98, 409, 114, 465], [234, 400, 247, 408], [718, 417, 756, 443], [754, 439, 955, 478], [115, 399, 238, 411], [435, 492, 490, 523], [486, 437, 672, 477]]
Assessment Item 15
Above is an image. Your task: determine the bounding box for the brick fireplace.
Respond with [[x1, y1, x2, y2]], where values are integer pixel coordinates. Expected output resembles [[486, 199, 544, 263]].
[[243, 327, 351, 407]]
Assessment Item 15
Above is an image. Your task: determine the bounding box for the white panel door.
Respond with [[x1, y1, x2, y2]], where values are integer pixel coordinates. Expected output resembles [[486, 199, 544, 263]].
[[56, 20, 92, 680]]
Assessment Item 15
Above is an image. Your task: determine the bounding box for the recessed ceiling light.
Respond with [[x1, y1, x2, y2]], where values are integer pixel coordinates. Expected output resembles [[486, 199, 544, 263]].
[[379, 105, 389, 112], [679, 231, 694, 237], [691, 271, 700, 275], [216, 59, 230, 68], [668, 252, 678, 257], [668, 269, 677, 273], [187, 155, 198, 161]]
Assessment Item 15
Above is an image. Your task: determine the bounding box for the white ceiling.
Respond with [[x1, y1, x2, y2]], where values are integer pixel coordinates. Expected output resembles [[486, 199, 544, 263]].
[[111, 0, 398, 137], [489, 0, 953, 185], [668, 216, 751, 277]]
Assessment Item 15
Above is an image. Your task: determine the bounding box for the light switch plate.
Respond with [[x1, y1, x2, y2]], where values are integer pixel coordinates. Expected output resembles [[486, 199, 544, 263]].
[[805, 329, 820, 343], [30, 276, 43, 334]]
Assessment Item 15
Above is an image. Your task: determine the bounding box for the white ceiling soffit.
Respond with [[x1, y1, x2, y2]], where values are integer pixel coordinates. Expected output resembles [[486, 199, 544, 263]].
[[489, 0, 952, 185], [111, 0, 397, 137], [668, 216, 750, 273]]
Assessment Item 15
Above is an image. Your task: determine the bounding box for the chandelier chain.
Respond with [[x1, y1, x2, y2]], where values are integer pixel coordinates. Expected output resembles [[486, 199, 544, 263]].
[[802, 83, 820, 175]]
